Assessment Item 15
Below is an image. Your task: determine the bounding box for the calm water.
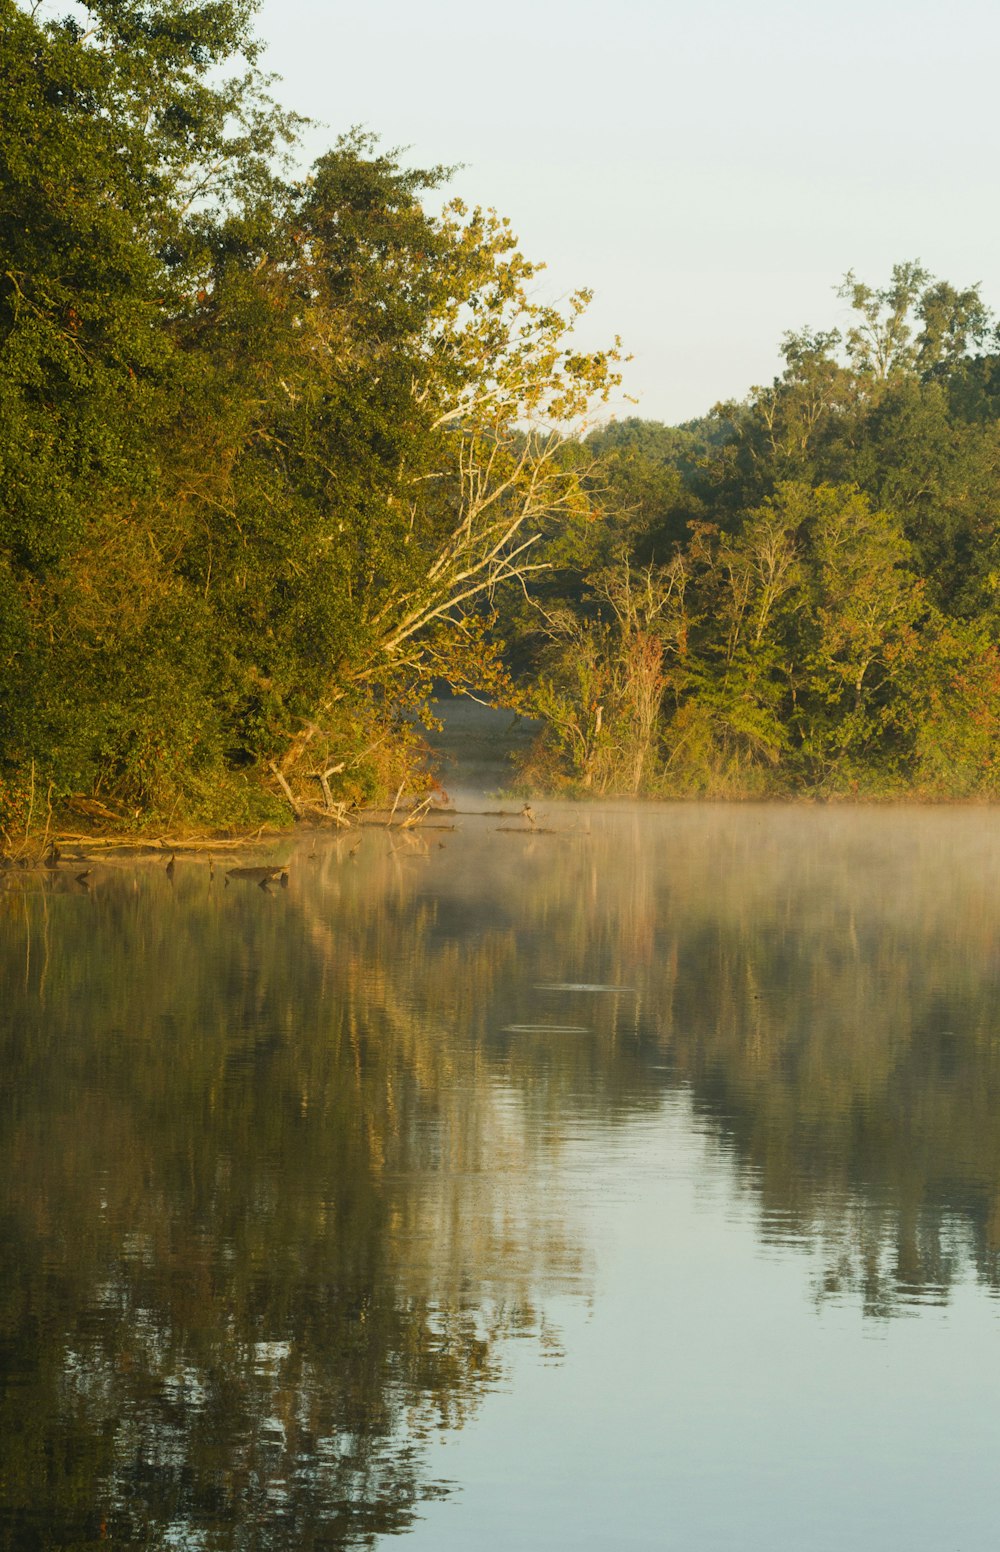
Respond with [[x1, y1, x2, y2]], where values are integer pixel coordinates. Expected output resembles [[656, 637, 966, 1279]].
[[3, 805, 1000, 1549]]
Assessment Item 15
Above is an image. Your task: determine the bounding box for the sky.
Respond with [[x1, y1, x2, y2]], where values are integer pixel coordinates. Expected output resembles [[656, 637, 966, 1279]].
[[255, 0, 1000, 425]]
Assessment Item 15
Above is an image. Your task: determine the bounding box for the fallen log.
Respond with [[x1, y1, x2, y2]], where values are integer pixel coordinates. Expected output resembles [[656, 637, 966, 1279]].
[[226, 866, 289, 889]]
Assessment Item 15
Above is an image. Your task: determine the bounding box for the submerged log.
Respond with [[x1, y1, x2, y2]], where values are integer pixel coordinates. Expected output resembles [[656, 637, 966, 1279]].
[[226, 866, 289, 889]]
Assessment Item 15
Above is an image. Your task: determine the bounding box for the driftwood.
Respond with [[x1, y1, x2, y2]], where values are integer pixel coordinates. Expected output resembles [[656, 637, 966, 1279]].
[[226, 866, 289, 889], [495, 826, 561, 835], [45, 833, 267, 852]]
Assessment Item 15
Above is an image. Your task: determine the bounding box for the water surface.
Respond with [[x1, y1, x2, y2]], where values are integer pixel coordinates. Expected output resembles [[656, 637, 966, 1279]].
[[3, 805, 1000, 1548]]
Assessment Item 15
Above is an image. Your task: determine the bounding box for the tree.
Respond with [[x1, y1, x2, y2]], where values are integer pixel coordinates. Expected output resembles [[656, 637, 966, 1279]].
[[0, 3, 623, 830], [793, 484, 923, 781], [190, 132, 624, 787], [525, 555, 680, 793], [0, 0, 296, 827]]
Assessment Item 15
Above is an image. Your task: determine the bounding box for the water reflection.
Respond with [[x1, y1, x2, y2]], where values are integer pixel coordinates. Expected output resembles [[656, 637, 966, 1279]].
[[0, 848, 585, 1548], [3, 806, 1000, 1545]]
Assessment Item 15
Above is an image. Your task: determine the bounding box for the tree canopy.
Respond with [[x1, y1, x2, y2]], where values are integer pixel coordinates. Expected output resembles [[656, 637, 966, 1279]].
[[4, 0, 1000, 828], [0, 0, 620, 836], [519, 264, 1000, 797]]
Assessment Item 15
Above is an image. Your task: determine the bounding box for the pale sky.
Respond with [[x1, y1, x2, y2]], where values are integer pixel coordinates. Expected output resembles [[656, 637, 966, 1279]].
[[257, 0, 1000, 424]]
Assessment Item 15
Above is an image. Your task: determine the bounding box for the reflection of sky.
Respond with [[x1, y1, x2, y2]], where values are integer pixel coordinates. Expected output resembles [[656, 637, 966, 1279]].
[[254, 0, 1000, 424], [404, 1098, 1000, 1551]]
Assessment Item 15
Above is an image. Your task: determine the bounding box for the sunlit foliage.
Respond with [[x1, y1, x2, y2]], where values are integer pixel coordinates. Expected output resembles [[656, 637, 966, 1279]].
[[0, 0, 620, 835], [522, 268, 1000, 797]]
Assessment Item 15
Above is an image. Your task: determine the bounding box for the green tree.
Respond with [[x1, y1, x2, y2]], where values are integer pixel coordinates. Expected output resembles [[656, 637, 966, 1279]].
[[0, 5, 622, 833], [0, 0, 296, 827]]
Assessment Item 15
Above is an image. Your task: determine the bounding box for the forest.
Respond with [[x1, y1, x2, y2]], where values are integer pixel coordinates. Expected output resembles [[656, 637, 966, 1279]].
[[5, 0, 1000, 837]]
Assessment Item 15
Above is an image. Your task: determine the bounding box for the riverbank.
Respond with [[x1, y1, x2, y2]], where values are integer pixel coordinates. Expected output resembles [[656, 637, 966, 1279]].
[[0, 695, 543, 867], [6, 688, 998, 872]]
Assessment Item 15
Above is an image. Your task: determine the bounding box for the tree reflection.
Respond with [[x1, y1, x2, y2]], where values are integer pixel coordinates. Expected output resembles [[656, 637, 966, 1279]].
[[0, 856, 583, 1549], [421, 807, 1000, 1315], [353, 809, 1000, 1316], [5, 809, 1000, 1545], [633, 811, 1000, 1314]]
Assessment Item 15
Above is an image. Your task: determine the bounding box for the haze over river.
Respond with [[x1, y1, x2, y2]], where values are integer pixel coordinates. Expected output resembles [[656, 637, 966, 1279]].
[[4, 791, 1000, 1548]]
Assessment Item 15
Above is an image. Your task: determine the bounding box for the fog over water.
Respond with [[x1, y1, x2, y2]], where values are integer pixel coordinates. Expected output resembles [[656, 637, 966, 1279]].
[[3, 787, 1000, 1548]]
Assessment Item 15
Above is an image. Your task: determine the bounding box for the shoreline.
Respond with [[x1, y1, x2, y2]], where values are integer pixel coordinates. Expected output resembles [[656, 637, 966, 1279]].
[[5, 696, 1000, 866], [6, 790, 1000, 873]]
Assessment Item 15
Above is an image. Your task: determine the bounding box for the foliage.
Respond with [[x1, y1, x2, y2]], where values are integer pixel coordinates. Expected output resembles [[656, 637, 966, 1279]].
[[4, 10, 1000, 821], [520, 264, 1000, 799], [0, 4, 620, 834]]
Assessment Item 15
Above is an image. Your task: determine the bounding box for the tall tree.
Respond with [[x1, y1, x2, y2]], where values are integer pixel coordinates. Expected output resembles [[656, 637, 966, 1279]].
[[0, 0, 294, 826]]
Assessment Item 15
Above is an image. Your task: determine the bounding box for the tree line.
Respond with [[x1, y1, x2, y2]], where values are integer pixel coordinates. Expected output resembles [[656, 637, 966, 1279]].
[[4, 0, 1000, 834], [523, 267, 1000, 796], [0, 0, 619, 836]]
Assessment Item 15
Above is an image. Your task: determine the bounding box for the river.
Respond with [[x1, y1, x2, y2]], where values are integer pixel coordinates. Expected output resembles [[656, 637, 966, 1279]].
[[3, 747, 1000, 1547]]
